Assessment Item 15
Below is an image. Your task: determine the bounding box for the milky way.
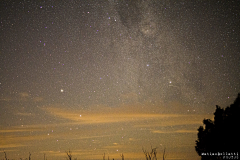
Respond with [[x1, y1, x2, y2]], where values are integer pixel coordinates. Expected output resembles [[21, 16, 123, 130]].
[[0, 0, 239, 159]]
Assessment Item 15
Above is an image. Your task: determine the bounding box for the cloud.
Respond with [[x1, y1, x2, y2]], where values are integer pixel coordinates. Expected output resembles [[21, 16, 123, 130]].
[[39, 105, 214, 137], [19, 92, 30, 98], [15, 112, 35, 116], [0, 135, 34, 149], [0, 97, 12, 101], [133, 114, 214, 128], [39, 150, 67, 157], [175, 129, 197, 133], [0, 129, 35, 133], [0, 93, 43, 103], [151, 129, 197, 134], [42, 105, 185, 125], [128, 137, 139, 141], [32, 97, 43, 102], [0, 125, 50, 149], [0, 123, 117, 150], [0, 125, 45, 133], [0, 103, 212, 159], [103, 144, 125, 149], [60, 134, 114, 140], [0, 144, 27, 149]]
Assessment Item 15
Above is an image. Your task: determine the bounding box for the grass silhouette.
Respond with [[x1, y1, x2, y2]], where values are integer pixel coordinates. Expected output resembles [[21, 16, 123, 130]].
[[2, 147, 166, 160]]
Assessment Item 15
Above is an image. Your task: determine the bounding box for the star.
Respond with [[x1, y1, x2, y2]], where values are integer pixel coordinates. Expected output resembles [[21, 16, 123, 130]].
[[1, 1, 239, 159]]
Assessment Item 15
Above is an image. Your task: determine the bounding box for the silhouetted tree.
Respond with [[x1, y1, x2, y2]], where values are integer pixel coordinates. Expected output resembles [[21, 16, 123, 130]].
[[195, 93, 240, 160], [142, 146, 158, 160], [28, 152, 31, 160], [4, 152, 7, 160], [66, 150, 72, 160], [120, 153, 124, 160], [103, 153, 105, 160], [162, 148, 166, 160]]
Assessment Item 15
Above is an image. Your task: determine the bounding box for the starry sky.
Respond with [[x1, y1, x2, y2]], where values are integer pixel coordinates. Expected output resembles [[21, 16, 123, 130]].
[[0, 0, 239, 159]]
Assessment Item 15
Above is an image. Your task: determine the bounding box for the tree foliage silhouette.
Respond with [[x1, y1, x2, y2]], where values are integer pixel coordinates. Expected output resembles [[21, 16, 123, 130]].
[[195, 93, 240, 159]]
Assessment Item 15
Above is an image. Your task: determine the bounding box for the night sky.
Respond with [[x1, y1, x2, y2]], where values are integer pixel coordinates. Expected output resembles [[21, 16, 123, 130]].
[[0, 0, 239, 159]]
